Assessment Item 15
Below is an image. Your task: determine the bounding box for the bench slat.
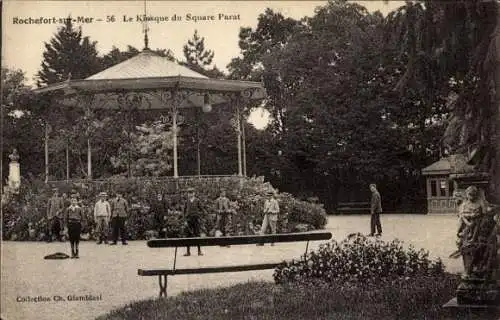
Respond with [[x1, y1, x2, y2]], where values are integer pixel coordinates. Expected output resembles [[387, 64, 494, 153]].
[[147, 232, 332, 248], [138, 263, 281, 276]]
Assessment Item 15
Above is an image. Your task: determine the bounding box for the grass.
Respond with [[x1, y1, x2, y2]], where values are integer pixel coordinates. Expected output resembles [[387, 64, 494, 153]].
[[95, 273, 498, 320]]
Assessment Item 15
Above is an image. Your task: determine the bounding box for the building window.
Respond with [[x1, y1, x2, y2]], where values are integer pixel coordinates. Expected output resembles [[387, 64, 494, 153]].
[[430, 180, 437, 197], [440, 180, 447, 197]]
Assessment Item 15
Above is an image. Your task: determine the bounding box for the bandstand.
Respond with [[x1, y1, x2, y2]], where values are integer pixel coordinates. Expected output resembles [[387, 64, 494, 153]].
[[33, 43, 266, 190]]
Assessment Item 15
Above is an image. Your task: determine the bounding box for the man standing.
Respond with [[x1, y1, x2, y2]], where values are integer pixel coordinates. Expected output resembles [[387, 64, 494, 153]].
[[215, 189, 231, 241], [369, 183, 383, 237], [46, 188, 64, 242], [183, 188, 204, 256], [94, 192, 111, 244], [110, 192, 129, 245], [151, 193, 169, 238], [258, 191, 280, 246]]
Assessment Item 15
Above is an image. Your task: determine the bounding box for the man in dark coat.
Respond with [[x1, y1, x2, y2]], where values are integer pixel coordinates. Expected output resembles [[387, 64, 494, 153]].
[[369, 183, 383, 237], [183, 188, 205, 256], [110, 192, 129, 245], [47, 188, 64, 242], [151, 193, 169, 238]]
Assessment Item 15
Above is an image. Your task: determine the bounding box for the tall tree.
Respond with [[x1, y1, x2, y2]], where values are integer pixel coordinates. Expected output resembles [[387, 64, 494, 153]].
[[389, 0, 500, 201], [1, 68, 45, 180], [182, 30, 224, 78], [36, 17, 101, 85]]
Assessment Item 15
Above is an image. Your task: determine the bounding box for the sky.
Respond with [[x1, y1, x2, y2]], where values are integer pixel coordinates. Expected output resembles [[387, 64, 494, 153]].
[[2, 0, 404, 128]]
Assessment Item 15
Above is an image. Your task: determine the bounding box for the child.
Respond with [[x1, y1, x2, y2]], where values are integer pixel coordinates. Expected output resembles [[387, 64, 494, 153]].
[[65, 195, 84, 258]]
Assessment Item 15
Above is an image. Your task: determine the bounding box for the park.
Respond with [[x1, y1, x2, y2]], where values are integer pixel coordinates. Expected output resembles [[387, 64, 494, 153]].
[[1, 0, 500, 319]]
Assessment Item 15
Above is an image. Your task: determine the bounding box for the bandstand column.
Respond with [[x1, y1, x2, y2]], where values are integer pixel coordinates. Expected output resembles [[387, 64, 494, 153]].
[[44, 122, 49, 183], [85, 105, 92, 180], [236, 104, 243, 177], [242, 115, 247, 177], [172, 106, 179, 179], [87, 138, 92, 179]]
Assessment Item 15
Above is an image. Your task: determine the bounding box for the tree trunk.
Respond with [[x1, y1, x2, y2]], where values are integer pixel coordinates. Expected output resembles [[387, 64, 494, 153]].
[[492, 7, 500, 202]]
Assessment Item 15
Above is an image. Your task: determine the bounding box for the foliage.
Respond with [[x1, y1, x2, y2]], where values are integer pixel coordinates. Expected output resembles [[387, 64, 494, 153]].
[[110, 121, 174, 177], [181, 29, 224, 78], [96, 275, 463, 320], [2, 176, 326, 241], [389, 1, 500, 200], [273, 233, 444, 285], [36, 17, 101, 85]]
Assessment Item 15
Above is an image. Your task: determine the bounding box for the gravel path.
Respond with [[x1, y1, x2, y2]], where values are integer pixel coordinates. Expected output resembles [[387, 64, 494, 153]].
[[1, 214, 462, 320]]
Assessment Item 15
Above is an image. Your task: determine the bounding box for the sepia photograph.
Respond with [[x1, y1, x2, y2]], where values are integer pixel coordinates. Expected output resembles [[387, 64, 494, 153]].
[[1, 0, 500, 319]]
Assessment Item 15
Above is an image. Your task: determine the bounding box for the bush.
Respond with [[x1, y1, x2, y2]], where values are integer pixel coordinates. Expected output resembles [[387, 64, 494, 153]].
[[2, 176, 327, 240], [273, 233, 445, 285]]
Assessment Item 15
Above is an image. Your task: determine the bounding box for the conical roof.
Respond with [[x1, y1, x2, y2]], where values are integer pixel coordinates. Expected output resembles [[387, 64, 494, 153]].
[[86, 49, 208, 80]]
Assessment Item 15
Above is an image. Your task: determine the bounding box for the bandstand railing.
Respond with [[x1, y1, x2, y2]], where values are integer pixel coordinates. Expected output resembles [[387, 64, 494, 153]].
[[46, 175, 246, 194]]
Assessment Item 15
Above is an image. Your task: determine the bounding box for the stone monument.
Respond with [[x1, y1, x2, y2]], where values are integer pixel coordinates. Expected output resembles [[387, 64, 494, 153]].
[[8, 148, 21, 192], [445, 152, 500, 308]]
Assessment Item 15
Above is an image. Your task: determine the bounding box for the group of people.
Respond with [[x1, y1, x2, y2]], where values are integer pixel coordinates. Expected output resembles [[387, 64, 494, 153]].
[[173, 187, 281, 256], [46, 189, 130, 258], [46, 186, 282, 258]]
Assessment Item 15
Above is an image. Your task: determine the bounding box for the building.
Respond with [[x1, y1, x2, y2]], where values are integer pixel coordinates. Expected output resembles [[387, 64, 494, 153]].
[[422, 157, 458, 214]]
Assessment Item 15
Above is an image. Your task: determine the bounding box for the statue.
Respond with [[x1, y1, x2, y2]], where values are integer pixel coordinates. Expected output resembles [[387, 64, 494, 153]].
[[7, 148, 20, 192], [450, 186, 500, 305]]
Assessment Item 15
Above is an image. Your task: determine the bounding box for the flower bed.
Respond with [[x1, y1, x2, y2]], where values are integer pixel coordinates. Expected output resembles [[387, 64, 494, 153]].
[[2, 176, 327, 241], [273, 233, 445, 285]]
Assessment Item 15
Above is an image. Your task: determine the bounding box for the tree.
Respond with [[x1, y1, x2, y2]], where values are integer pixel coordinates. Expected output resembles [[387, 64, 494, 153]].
[[1, 68, 45, 181], [183, 30, 213, 69], [180, 30, 224, 78], [36, 17, 101, 85], [110, 121, 174, 177], [389, 1, 500, 201]]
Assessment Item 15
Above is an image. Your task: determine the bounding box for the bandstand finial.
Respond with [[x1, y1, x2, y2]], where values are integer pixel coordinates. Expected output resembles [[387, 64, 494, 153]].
[[143, 0, 150, 50]]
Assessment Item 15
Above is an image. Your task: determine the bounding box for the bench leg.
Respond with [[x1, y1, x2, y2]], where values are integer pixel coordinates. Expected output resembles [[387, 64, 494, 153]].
[[158, 275, 168, 297]]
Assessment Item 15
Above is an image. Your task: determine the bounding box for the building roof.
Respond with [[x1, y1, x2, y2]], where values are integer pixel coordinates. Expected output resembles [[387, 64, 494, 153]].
[[86, 49, 209, 80], [421, 157, 451, 175]]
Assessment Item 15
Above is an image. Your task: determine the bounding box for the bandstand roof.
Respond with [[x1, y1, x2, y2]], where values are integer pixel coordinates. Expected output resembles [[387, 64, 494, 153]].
[[32, 49, 266, 110]]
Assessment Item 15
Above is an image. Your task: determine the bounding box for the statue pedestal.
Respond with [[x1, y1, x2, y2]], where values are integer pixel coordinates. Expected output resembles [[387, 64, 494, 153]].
[[456, 277, 499, 305], [443, 297, 500, 319], [8, 161, 20, 191]]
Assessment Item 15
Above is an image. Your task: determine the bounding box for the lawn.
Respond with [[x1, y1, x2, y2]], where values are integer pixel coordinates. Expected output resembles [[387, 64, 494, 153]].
[[96, 276, 498, 320]]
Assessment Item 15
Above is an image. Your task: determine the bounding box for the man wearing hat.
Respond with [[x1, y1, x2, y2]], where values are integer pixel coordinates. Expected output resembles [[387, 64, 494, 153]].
[[94, 192, 111, 244], [215, 189, 231, 242], [46, 188, 65, 242], [259, 190, 280, 246], [183, 187, 205, 256]]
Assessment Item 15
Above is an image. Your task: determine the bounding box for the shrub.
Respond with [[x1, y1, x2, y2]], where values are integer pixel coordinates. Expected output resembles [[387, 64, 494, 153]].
[[273, 233, 445, 285], [2, 176, 327, 240]]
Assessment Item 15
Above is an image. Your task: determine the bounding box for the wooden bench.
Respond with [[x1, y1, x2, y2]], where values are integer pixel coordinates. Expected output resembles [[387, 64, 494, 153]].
[[138, 232, 333, 297], [336, 202, 370, 214]]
